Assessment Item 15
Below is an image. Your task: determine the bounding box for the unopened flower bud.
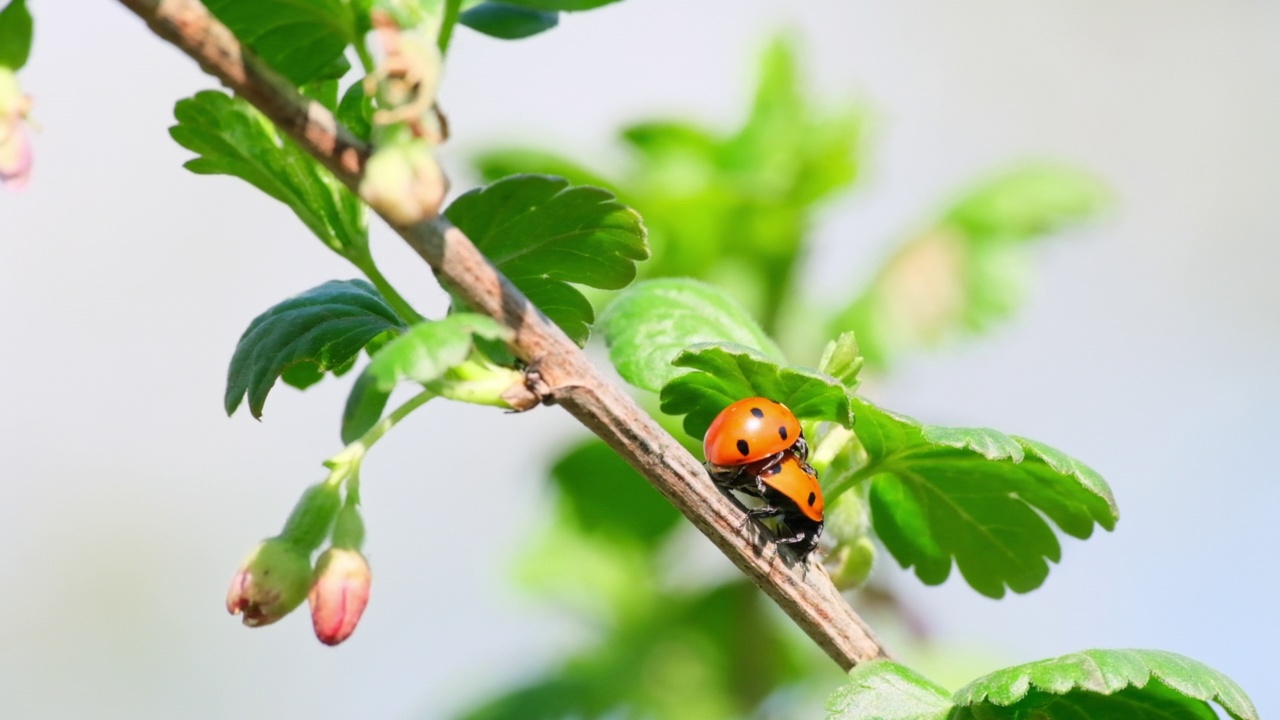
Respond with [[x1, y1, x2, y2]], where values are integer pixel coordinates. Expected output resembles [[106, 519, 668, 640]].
[[0, 68, 32, 191], [359, 138, 447, 226], [308, 548, 372, 646], [225, 537, 313, 627]]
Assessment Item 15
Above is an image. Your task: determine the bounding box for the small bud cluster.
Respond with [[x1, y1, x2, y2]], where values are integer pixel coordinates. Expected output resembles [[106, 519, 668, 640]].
[[0, 68, 32, 191], [225, 480, 372, 646]]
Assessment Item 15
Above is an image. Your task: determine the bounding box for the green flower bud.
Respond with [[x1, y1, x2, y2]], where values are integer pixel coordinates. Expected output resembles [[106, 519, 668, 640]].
[[829, 537, 877, 590], [225, 538, 313, 627], [359, 137, 447, 226], [279, 482, 342, 552]]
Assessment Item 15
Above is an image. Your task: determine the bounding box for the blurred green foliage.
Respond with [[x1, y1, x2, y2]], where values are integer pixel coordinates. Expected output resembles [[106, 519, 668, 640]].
[[454, 34, 1106, 720]]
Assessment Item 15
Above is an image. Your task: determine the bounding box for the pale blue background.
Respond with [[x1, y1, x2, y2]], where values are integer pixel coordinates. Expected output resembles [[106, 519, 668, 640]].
[[1, 1, 1275, 718]]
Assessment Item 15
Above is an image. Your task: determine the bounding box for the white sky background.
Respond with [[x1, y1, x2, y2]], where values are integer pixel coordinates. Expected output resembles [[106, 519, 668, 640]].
[[1, 1, 1276, 718]]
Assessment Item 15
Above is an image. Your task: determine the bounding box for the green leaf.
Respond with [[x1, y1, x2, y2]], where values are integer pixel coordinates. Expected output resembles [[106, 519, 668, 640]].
[[598, 278, 783, 393], [336, 81, 372, 142], [659, 343, 852, 440], [825, 661, 952, 720], [550, 438, 681, 546], [203, 0, 355, 85], [170, 91, 368, 262], [341, 314, 511, 443], [444, 175, 648, 346], [226, 280, 407, 418], [460, 2, 559, 39], [953, 649, 1258, 720], [826, 651, 1258, 720], [498, 0, 621, 10], [830, 164, 1107, 369], [847, 396, 1118, 598], [0, 0, 33, 70]]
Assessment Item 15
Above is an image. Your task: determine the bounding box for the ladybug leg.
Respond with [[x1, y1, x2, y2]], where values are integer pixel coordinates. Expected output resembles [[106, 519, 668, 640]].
[[747, 505, 783, 520], [791, 434, 809, 462]]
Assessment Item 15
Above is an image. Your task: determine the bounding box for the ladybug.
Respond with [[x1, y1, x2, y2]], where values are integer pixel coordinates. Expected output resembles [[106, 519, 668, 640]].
[[738, 449, 825, 559], [703, 397, 807, 481]]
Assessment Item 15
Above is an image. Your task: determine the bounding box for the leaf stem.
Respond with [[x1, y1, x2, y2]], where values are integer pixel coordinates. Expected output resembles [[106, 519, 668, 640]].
[[355, 36, 375, 75], [359, 259, 425, 325], [437, 0, 463, 54], [326, 389, 436, 477]]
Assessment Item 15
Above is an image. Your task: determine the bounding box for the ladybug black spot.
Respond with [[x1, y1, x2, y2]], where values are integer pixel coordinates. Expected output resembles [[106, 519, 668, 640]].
[[778, 425, 788, 441], [807, 492, 816, 506], [736, 439, 750, 456], [750, 407, 765, 419]]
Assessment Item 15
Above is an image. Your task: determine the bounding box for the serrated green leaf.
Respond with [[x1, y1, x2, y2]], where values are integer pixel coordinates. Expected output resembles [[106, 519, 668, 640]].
[[444, 175, 648, 346], [830, 164, 1108, 369], [953, 649, 1258, 720], [341, 314, 511, 443], [846, 396, 1118, 597], [498, 0, 620, 10], [0, 0, 33, 70], [659, 343, 851, 440], [827, 650, 1257, 720], [598, 278, 783, 393], [203, 0, 355, 85], [170, 91, 368, 262], [825, 661, 952, 720], [460, 2, 559, 39], [226, 280, 407, 418], [550, 438, 681, 546]]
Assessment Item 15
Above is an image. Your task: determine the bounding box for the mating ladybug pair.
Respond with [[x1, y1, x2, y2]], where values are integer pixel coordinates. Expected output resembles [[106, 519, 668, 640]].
[[703, 398, 824, 558]]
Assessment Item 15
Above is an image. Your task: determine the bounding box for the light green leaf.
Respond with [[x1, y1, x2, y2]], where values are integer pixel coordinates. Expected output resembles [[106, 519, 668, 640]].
[[846, 396, 1117, 598], [830, 164, 1108, 369], [170, 91, 368, 262], [0, 0, 33, 70], [953, 649, 1258, 720], [203, 0, 356, 85], [226, 280, 406, 418], [598, 278, 783, 393], [460, 2, 559, 39], [825, 661, 952, 720], [341, 314, 511, 443], [549, 438, 681, 546], [659, 343, 851, 440], [827, 650, 1257, 720], [444, 175, 648, 346]]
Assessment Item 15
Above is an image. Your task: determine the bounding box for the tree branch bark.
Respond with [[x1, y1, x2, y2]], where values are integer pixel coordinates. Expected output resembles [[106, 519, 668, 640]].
[[116, 0, 891, 670]]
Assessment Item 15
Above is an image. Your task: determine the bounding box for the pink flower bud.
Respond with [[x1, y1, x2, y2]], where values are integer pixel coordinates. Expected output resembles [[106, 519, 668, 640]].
[[225, 538, 313, 627], [308, 548, 372, 646], [0, 68, 32, 191]]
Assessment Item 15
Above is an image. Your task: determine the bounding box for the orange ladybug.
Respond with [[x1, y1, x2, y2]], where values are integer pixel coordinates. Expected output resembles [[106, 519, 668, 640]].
[[703, 397, 806, 475], [742, 450, 825, 558]]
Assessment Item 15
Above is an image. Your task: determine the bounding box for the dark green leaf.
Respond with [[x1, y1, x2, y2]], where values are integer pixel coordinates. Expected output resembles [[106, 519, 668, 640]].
[[226, 280, 406, 418], [830, 165, 1108, 369], [341, 314, 510, 443], [953, 649, 1258, 720], [550, 438, 681, 546], [444, 175, 648, 346], [300, 78, 340, 112], [825, 661, 951, 720], [460, 2, 559, 39], [659, 343, 852, 440], [598, 278, 783, 393], [847, 396, 1118, 597], [170, 91, 368, 262], [498, 0, 621, 10], [0, 0, 33, 70], [203, 0, 355, 85]]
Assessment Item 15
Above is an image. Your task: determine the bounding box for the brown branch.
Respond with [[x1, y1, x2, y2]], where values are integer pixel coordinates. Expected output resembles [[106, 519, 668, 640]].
[[116, 0, 891, 670]]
